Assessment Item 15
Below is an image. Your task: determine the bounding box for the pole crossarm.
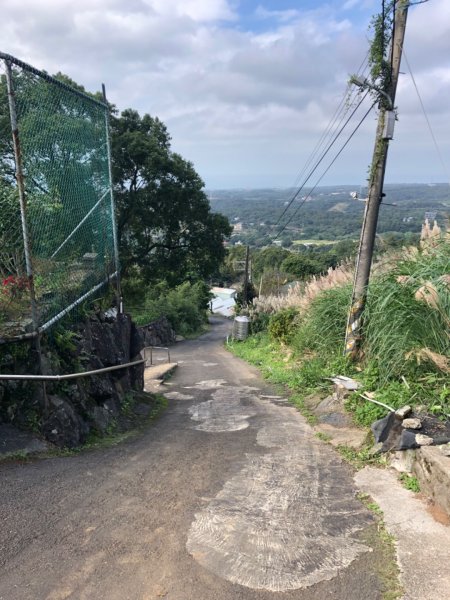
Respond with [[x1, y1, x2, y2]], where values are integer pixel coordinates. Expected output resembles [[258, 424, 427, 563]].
[[350, 76, 393, 110]]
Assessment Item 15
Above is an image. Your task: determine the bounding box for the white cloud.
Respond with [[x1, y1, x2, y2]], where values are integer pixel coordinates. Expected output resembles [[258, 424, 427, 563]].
[[0, 0, 449, 187], [147, 0, 236, 22], [341, 0, 374, 11], [255, 6, 301, 23]]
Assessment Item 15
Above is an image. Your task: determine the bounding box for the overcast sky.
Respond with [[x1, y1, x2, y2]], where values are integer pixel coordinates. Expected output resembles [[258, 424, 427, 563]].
[[1, 0, 450, 189]]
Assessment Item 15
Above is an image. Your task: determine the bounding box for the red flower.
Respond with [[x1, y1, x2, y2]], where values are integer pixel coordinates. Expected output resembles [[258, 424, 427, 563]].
[[1, 275, 29, 297]]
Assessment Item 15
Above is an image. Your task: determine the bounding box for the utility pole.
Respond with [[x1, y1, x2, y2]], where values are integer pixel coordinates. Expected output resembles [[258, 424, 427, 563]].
[[345, 1, 409, 358], [243, 245, 250, 306]]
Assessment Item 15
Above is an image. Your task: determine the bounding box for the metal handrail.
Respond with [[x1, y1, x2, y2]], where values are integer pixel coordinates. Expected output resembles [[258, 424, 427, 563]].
[[141, 346, 171, 366], [0, 358, 145, 382], [0, 345, 172, 382]]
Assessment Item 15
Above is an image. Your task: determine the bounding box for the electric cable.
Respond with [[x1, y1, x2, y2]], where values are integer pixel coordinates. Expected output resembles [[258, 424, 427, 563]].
[[286, 53, 370, 196], [402, 48, 450, 184], [272, 89, 371, 233], [274, 100, 376, 239], [293, 58, 368, 187]]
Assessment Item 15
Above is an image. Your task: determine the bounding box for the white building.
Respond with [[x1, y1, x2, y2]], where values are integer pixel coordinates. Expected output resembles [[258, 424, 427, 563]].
[[210, 287, 237, 317]]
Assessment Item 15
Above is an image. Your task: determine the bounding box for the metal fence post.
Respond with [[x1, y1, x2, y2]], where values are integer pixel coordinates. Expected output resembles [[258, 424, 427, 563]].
[[101, 83, 122, 313], [4, 59, 48, 410]]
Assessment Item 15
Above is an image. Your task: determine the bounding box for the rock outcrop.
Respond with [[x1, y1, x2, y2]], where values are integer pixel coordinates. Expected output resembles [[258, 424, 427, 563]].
[[139, 316, 176, 347], [0, 312, 146, 448]]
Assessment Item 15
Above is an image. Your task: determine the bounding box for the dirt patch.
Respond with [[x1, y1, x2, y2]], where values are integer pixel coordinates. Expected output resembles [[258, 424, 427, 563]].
[[424, 498, 450, 526]]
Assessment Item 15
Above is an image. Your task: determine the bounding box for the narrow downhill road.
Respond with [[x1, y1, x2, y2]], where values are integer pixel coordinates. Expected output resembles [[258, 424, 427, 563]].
[[0, 317, 385, 600]]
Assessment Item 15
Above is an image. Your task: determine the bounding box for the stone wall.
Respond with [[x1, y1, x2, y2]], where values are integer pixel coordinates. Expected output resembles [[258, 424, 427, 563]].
[[138, 316, 176, 347], [0, 311, 145, 448]]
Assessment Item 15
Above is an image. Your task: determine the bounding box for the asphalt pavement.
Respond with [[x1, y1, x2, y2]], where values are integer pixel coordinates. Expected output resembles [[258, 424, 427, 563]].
[[0, 316, 386, 600]]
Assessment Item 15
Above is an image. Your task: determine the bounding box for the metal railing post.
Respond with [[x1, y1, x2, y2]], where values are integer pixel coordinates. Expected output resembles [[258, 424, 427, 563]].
[[102, 83, 122, 313], [4, 59, 48, 411]]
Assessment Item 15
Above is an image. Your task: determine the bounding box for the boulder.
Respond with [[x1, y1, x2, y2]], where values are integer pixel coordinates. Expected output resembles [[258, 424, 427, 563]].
[[402, 418, 422, 430], [415, 434, 434, 446], [42, 395, 89, 448], [395, 405, 413, 419], [2, 311, 146, 448], [89, 406, 113, 433], [139, 316, 176, 347], [371, 412, 419, 451]]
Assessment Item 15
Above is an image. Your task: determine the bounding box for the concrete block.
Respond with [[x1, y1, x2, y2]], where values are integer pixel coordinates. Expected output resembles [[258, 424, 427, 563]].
[[413, 446, 450, 517]]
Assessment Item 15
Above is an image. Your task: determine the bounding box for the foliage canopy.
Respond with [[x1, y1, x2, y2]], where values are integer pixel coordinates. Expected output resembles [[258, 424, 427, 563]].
[[112, 109, 231, 286]]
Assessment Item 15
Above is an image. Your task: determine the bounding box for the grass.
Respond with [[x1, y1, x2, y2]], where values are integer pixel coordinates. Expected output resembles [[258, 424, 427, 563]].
[[364, 239, 450, 386], [290, 392, 318, 425], [249, 239, 450, 424], [227, 333, 333, 423], [398, 473, 420, 493], [0, 449, 33, 463], [357, 493, 404, 600], [337, 444, 386, 470], [228, 332, 346, 394], [315, 431, 332, 442]]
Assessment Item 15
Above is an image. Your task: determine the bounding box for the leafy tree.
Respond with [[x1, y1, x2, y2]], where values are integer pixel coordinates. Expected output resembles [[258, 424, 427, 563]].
[[215, 245, 247, 286], [252, 246, 290, 280], [0, 181, 23, 279], [112, 109, 231, 285], [235, 282, 258, 308], [281, 253, 322, 279], [0, 71, 110, 258]]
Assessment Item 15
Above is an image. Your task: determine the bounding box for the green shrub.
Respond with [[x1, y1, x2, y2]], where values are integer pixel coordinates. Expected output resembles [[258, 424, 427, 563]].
[[250, 311, 270, 334], [292, 284, 352, 357], [125, 279, 211, 336], [344, 380, 421, 427], [268, 308, 298, 343], [399, 473, 420, 493], [364, 241, 450, 383]]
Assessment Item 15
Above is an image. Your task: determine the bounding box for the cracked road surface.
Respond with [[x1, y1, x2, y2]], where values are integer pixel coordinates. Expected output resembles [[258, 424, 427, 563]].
[[0, 317, 384, 599]]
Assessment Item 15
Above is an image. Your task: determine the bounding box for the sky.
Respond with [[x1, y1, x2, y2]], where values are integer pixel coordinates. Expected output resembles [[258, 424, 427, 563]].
[[1, 0, 450, 189]]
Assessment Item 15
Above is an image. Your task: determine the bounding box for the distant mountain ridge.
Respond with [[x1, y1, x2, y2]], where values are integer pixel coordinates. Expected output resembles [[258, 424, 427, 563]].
[[208, 184, 449, 245]]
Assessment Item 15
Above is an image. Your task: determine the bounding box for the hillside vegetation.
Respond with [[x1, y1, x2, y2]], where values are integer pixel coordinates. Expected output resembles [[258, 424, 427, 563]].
[[230, 226, 450, 427], [209, 184, 449, 248]]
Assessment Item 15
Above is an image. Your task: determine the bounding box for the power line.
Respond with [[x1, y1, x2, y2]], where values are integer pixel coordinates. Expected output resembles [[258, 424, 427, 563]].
[[402, 47, 450, 184], [274, 101, 376, 239], [291, 56, 369, 183], [285, 54, 370, 197], [272, 89, 371, 233]]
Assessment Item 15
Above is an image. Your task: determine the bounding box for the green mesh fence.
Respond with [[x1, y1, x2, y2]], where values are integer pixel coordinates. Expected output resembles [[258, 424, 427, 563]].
[[0, 54, 119, 340]]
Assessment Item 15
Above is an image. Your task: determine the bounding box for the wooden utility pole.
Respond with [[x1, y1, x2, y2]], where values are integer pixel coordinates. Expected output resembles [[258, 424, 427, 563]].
[[345, 1, 409, 358], [243, 245, 250, 306]]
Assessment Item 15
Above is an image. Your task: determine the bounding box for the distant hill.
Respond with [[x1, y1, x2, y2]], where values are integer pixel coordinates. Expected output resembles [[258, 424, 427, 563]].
[[208, 184, 449, 246]]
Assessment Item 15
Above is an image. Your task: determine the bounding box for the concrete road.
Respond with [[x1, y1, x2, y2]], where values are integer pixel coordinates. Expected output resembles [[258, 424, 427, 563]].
[[0, 317, 384, 600]]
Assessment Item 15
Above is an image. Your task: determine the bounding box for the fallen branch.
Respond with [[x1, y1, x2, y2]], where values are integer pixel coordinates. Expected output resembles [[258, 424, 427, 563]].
[[359, 393, 395, 413]]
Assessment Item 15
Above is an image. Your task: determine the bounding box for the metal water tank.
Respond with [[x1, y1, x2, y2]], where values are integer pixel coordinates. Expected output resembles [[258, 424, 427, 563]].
[[233, 316, 250, 340]]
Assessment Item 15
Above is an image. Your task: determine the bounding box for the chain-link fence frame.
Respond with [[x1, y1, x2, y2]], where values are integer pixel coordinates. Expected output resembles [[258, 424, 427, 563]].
[[0, 52, 120, 342]]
